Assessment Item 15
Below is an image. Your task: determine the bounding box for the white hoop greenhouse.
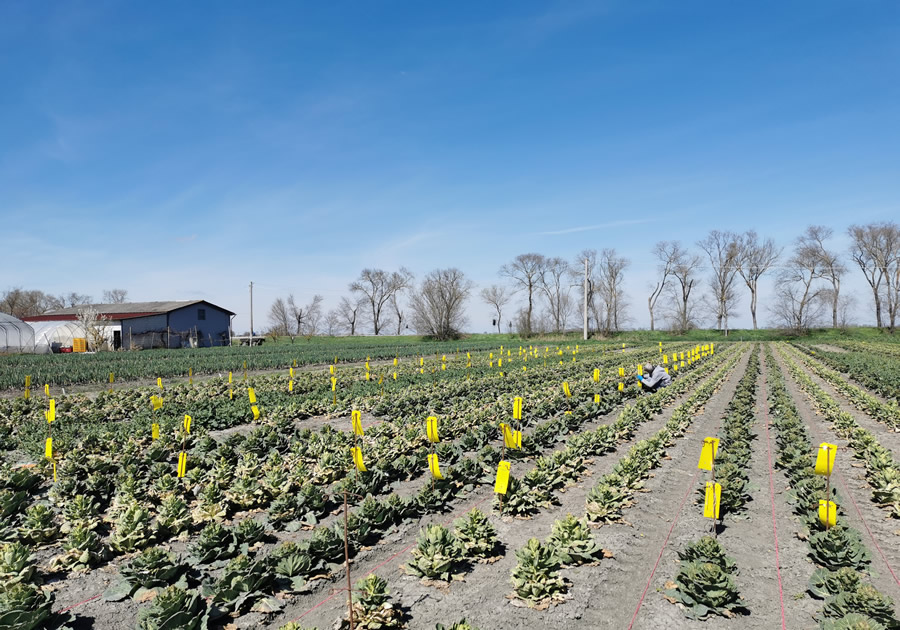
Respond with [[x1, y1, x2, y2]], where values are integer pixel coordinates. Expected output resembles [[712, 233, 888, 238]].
[[0, 312, 36, 353], [30, 321, 88, 354]]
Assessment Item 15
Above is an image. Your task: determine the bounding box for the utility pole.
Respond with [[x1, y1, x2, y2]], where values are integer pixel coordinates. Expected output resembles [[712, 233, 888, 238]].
[[249, 281, 254, 347], [583, 258, 588, 341]]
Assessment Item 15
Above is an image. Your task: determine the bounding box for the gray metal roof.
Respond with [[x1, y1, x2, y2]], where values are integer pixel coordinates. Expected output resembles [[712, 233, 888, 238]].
[[41, 300, 235, 317]]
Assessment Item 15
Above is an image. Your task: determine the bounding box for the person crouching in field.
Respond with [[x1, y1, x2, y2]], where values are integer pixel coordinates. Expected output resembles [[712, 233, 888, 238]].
[[638, 362, 672, 393]]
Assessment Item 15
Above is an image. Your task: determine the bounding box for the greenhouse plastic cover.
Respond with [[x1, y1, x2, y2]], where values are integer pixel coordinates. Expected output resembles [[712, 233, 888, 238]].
[[0, 312, 36, 353], [30, 320, 87, 354]]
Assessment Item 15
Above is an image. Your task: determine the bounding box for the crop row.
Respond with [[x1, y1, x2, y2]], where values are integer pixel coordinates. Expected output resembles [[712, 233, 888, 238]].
[[665, 347, 760, 621], [765, 345, 899, 628], [777, 344, 900, 520], [795, 343, 900, 404], [793, 346, 900, 430]]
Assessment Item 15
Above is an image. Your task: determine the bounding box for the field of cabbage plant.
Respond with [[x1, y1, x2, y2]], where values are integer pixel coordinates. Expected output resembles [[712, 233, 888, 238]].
[[1, 338, 898, 629]]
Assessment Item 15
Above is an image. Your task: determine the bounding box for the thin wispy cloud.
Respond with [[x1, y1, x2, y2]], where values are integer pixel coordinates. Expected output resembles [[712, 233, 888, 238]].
[[538, 219, 652, 236]]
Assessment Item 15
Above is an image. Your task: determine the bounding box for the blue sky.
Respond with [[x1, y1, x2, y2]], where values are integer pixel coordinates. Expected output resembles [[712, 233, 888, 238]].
[[2, 1, 898, 332]]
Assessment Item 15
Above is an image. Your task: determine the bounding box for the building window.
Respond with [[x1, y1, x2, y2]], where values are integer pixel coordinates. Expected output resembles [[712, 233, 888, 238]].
[[198, 308, 206, 321]]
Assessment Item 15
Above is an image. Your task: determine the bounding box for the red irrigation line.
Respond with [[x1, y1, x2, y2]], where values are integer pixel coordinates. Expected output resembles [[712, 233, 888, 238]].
[[57, 593, 101, 614], [833, 468, 900, 589], [290, 492, 492, 623], [761, 370, 788, 630], [626, 467, 700, 630]]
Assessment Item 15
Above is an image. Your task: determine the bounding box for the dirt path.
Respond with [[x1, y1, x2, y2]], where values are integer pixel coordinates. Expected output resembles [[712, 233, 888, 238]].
[[266, 352, 744, 629], [771, 348, 900, 605], [812, 344, 847, 354], [577, 348, 750, 629]]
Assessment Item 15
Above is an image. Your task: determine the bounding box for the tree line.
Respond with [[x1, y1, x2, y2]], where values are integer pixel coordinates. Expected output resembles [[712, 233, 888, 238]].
[[0, 289, 128, 319], [265, 221, 900, 339]]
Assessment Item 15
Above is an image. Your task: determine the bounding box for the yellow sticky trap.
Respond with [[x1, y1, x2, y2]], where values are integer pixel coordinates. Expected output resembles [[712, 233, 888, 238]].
[[427, 453, 443, 479], [251, 405, 260, 420], [25, 375, 31, 388], [593, 368, 600, 383], [420, 358, 425, 366], [562, 382, 571, 398], [618, 382, 624, 391], [52, 461, 57, 482], [151, 395, 163, 411], [680, 352, 684, 360], [441, 364, 446, 371], [152, 423, 160, 440], [229, 388, 233, 400], [228, 372, 233, 384], [330, 365, 335, 374], [352, 410, 364, 436], [818, 500, 837, 527], [498, 358, 502, 368], [680, 361, 685, 368], [109, 372, 115, 383], [248, 387, 257, 403], [662, 355, 668, 364], [365, 361, 370, 371], [289, 367, 294, 378], [618, 367, 625, 377], [501, 424, 521, 449], [393, 357, 398, 366], [177, 452, 188, 478], [594, 394, 601, 404], [183, 415, 192, 434], [426, 416, 439, 443], [157, 378, 163, 389], [637, 364, 643, 376], [293, 359, 297, 367], [393, 372, 398, 380], [288, 380, 294, 392], [189, 368, 193, 384], [45, 384, 49, 396], [703, 482, 721, 519], [698, 437, 720, 470], [46, 399, 55, 423], [23, 389, 30, 400], [513, 397, 523, 420], [45, 438, 53, 459], [664, 367, 669, 374], [494, 461, 511, 494], [331, 377, 337, 391], [815, 443, 837, 476], [351, 446, 367, 472]]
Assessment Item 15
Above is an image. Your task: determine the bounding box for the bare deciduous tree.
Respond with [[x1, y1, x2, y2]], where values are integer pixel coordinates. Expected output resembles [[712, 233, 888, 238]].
[[75, 305, 108, 351], [102, 289, 128, 304], [500, 253, 546, 336], [539, 257, 572, 333], [324, 309, 342, 336], [666, 243, 703, 333], [292, 294, 324, 336], [409, 268, 474, 340], [349, 268, 413, 335], [648, 241, 678, 332], [771, 228, 826, 333], [848, 222, 900, 332], [0, 288, 63, 318], [390, 277, 415, 335], [734, 231, 780, 330], [698, 230, 740, 334], [480, 285, 510, 334], [804, 226, 845, 328], [571, 250, 601, 335], [337, 296, 363, 336], [267, 297, 292, 336], [63, 292, 92, 308], [597, 249, 630, 334]]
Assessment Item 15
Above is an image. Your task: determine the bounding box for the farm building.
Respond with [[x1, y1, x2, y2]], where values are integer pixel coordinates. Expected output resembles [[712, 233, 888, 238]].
[[23, 300, 235, 351]]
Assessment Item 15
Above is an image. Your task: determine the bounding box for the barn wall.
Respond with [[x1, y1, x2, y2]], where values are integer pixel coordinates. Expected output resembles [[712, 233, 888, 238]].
[[168, 304, 231, 347]]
